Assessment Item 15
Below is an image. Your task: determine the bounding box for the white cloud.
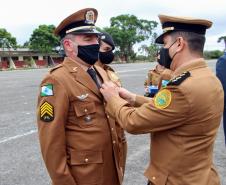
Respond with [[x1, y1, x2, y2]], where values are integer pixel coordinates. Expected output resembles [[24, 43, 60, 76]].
[[0, 0, 225, 50]]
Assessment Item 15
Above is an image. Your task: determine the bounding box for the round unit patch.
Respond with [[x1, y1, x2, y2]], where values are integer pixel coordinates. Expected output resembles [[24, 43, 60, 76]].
[[154, 89, 172, 109]]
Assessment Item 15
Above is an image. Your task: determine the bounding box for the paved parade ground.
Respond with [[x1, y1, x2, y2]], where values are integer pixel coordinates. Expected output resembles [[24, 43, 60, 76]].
[[0, 61, 225, 185]]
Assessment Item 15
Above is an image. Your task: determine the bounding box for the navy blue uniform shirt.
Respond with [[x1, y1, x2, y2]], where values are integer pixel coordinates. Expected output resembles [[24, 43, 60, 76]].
[[216, 52, 226, 145]]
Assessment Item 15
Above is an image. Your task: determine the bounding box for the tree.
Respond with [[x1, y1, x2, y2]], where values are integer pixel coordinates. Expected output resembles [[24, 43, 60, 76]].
[[29, 25, 60, 53], [138, 32, 159, 62], [204, 50, 223, 59], [0, 28, 17, 49], [218, 36, 226, 50], [103, 14, 158, 62]]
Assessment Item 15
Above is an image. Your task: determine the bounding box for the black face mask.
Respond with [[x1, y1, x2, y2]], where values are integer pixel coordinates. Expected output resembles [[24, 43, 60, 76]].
[[159, 40, 177, 69], [77, 44, 100, 65], [99, 51, 114, 64]]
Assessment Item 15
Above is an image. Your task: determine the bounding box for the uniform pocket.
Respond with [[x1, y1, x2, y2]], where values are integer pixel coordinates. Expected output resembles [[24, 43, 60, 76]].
[[146, 165, 168, 185], [73, 102, 97, 128], [69, 150, 103, 185]]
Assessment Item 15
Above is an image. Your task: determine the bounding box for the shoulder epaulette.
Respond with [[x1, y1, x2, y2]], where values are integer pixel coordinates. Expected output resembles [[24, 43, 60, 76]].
[[105, 64, 114, 72], [167, 71, 191, 86], [49, 64, 63, 73]]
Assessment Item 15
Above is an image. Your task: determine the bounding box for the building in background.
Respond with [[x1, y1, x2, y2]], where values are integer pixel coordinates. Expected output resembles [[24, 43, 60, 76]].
[[0, 48, 63, 70]]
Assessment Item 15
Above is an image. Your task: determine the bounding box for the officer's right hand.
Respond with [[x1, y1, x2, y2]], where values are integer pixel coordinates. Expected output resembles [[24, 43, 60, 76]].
[[118, 87, 136, 106]]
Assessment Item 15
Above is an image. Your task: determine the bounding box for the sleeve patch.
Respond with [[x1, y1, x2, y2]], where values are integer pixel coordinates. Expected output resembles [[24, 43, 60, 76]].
[[41, 84, 53, 97], [154, 89, 172, 109], [40, 101, 54, 122]]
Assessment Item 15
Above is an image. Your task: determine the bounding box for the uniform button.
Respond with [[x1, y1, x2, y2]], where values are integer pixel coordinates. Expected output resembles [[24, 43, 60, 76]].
[[84, 109, 88, 113], [111, 128, 114, 131], [113, 140, 116, 144], [152, 176, 156, 180], [85, 158, 89, 163], [84, 115, 91, 122], [107, 115, 110, 118]]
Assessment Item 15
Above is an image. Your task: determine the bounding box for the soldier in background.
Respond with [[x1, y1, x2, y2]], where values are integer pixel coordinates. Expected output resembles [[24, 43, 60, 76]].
[[144, 52, 173, 97], [216, 49, 226, 146], [95, 31, 127, 175], [96, 32, 122, 86]]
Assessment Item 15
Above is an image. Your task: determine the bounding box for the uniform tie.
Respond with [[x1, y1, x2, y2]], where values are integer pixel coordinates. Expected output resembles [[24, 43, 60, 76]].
[[87, 68, 101, 89]]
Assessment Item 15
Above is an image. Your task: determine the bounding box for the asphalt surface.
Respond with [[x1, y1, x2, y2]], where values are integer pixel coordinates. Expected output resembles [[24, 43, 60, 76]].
[[0, 61, 225, 185]]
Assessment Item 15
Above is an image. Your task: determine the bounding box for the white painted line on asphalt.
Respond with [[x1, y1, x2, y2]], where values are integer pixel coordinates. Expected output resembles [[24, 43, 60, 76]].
[[0, 129, 37, 144], [117, 68, 149, 73]]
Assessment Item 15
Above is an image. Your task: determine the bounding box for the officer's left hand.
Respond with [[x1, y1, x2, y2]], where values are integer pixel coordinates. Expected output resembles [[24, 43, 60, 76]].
[[100, 81, 120, 101]]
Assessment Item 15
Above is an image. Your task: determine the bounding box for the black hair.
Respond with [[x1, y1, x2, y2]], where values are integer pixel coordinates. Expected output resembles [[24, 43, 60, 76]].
[[170, 31, 206, 56]]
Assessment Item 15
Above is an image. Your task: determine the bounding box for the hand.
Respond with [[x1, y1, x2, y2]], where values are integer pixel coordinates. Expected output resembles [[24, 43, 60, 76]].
[[144, 86, 149, 93], [100, 81, 120, 101], [118, 87, 136, 106]]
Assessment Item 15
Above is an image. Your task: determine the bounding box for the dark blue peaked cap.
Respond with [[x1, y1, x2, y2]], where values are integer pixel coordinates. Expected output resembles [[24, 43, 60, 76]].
[[99, 32, 115, 50]]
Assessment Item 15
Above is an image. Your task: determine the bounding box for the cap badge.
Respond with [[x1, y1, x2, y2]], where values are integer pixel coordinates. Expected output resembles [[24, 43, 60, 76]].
[[85, 10, 95, 24]]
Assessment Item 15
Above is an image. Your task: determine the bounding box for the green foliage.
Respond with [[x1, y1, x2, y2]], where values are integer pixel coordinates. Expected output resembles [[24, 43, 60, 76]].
[[29, 25, 60, 53], [138, 32, 159, 62], [204, 50, 224, 59], [0, 28, 17, 49], [218, 36, 226, 49], [102, 14, 158, 61], [218, 36, 226, 43]]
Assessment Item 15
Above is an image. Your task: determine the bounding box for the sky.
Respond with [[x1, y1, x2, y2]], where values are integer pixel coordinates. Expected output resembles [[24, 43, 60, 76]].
[[1, 0, 225, 51]]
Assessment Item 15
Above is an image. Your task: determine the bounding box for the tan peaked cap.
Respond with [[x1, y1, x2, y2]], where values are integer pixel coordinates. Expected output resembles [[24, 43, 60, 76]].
[[54, 8, 99, 38], [155, 14, 213, 44]]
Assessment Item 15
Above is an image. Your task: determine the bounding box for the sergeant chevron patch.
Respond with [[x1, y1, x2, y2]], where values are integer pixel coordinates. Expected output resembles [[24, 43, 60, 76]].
[[40, 101, 54, 122]]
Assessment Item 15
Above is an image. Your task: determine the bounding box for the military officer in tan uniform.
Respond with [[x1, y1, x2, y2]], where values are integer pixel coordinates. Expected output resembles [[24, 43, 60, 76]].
[[96, 32, 122, 87], [36, 8, 125, 185], [144, 63, 173, 97], [100, 15, 224, 185], [95, 32, 127, 174]]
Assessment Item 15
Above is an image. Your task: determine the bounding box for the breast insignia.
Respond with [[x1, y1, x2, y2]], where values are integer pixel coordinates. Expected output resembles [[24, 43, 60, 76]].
[[107, 70, 122, 87]]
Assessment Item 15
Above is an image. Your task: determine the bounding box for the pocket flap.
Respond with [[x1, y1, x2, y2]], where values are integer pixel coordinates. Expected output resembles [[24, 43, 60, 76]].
[[145, 165, 168, 185], [73, 102, 96, 117], [70, 150, 103, 165]]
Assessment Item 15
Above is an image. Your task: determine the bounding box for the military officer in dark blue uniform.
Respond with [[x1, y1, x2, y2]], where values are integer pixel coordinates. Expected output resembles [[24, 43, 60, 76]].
[[216, 50, 226, 146]]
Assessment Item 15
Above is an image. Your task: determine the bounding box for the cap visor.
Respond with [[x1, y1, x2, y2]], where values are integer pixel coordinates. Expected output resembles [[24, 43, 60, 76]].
[[155, 34, 164, 44]]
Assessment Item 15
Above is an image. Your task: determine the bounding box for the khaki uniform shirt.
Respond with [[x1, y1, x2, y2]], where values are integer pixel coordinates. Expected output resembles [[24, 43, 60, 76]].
[[36, 57, 125, 185], [95, 60, 127, 175], [144, 67, 173, 87], [106, 59, 224, 185]]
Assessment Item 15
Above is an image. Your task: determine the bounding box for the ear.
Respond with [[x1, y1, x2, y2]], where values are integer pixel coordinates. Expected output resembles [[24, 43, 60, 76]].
[[63, 39, 74, 52], [176, 37, 185, 52]]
